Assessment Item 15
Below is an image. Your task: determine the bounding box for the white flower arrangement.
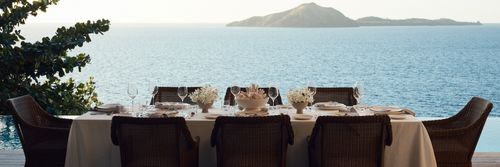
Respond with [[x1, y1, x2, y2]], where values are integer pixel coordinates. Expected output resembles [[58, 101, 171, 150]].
[[237, 84, 267, 100], [287, 87, 314, 104], [189, 85, 218, 104]]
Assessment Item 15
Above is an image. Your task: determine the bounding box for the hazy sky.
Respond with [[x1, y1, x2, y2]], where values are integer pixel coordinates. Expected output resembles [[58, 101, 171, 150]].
[[27, 0, 500, 24]]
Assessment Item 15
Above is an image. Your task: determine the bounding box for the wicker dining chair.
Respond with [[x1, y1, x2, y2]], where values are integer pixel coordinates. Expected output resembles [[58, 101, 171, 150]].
[[5, 95, 72, 167], [312, 87, 358, 106], [423, 97, 493, 167], [210, 115, 294, 167], [308, 115, 392, 167], [150, 87, 201, 105], [111, 116, 199, 167], [223, 87, 283, 106]]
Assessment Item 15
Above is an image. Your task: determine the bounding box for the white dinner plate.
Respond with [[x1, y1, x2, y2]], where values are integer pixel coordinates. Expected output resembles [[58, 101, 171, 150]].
[[235, 111, 268, 117], [204, 114, 221, 119], [155, 102, 190, 110], [320, 111, 345, 116], [294, 114, 313, 120], [315, 102, 346, 110]]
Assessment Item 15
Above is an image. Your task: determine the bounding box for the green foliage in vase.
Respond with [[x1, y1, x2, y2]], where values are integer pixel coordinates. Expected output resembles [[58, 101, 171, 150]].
[[0, 0, 110, 115]]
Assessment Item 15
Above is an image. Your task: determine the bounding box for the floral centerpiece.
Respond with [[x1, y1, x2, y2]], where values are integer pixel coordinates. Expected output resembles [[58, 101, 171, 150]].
[[235, 84, 269, 112], [189, 85, 218, 113], [287, 88, 314, 114]]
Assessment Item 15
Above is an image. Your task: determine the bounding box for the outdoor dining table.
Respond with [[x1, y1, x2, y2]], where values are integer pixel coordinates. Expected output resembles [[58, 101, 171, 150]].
[[64, 106, 437, 167]]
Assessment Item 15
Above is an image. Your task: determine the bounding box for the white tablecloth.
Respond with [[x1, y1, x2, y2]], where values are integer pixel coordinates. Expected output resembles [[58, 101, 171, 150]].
[[65, 109, 437, 167]]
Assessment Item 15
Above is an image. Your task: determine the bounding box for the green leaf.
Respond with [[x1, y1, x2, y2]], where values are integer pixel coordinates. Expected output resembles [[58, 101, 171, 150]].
[[0, 1, 109, 115]]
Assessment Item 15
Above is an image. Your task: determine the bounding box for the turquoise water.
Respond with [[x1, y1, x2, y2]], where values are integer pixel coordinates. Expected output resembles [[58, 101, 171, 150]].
[[2, 23, 498, 150], [33, 23, 497, 118]]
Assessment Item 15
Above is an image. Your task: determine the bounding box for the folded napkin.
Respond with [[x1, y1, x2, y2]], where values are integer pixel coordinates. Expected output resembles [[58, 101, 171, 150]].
[[315, 102, 347, 111], [373, 108, 416, 116], [95, 103, 123, 113], [149, 111, 179, 118], [315, 101, 346, 108]]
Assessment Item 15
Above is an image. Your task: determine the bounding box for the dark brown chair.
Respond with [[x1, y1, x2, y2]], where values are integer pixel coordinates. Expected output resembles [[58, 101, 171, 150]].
[[223, 87, 283, 106], [312, 87, 358, 106], [5, 95, 72, 167], [151, 87, 201, 105], [308, 115, 392, 167], [111, 116, 199, 167], [210, 115, 294, 167], [423, 97, 493, 167]]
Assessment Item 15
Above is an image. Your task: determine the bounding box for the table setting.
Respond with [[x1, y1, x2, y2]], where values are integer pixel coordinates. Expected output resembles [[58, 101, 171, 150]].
[[90, 83, 416, 121], [65, 83, 436, 167]]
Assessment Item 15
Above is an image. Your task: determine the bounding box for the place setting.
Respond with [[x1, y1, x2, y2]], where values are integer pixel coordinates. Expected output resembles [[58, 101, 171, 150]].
[[92, 103, 124, 115]]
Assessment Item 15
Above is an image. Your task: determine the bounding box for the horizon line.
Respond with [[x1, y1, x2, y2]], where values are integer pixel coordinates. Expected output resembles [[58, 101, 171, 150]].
[[24, 22, 500, 24]]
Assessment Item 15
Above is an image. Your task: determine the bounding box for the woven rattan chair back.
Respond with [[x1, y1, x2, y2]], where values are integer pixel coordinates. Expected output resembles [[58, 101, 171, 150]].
[[223, 87, 283, 106], [210, 115, 294, 167], [111, 117, 199, 167], [313, 87, 358, 106], [308, 115, 392, 167], [423, 97, 493, 167], [150, 87, 201, 105], [6, 95, 72, 167]]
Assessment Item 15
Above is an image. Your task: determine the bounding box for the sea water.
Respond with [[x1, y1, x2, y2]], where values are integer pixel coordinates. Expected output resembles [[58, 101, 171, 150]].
[[2, 23, 498, 150], [30, 23, 497, 118]]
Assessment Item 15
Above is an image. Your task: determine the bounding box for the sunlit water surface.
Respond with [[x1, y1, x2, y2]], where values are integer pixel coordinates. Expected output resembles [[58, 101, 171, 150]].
[[2, 23, 499, 150]]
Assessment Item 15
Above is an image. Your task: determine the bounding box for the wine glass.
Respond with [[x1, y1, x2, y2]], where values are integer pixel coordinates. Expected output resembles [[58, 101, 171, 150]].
[[268, 86, 279, 111], [230, 83, 240, 111], [353, 81, 367, 115], [230, 84, 240, 104], [354, 81, 364, 104], [177, 86, 188, 103], [127, 83, 138, 113], [148, 80, 158, 104], [143, 80, 158, 112], [308, 82, 317, 111]]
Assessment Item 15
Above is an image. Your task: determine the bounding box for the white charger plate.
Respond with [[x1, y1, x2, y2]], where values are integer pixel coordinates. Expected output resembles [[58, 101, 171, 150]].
[[315, 102, 346, 110], [204, 113, 221, 119], [294, 114, 313, 120]]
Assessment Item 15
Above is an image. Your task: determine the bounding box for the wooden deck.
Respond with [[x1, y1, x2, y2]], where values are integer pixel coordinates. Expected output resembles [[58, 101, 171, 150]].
[[0, 150, 498, 166], [474, 153, 500, 167]]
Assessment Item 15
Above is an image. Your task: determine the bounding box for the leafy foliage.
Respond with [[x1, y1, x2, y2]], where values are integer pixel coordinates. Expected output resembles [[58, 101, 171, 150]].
[[1, 0, 110, 115]]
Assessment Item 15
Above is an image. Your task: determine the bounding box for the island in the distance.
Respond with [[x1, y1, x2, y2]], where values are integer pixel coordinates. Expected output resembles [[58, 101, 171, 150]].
[[227, 3, 358, 27], [227, 3, 481, 27], [357, 16, 481, 26]]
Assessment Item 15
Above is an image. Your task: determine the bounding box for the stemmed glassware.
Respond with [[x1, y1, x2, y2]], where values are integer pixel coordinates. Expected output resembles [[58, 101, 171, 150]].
[[353, 81, 364, 104], [177, 86, 188, 103], [308, 82, 317, 112], [127, 82, 138, 113], [146, 80, 158, 111], [268, 86, 279, 111], [353, 81, 368, 115], [230, 83, 240, 111]]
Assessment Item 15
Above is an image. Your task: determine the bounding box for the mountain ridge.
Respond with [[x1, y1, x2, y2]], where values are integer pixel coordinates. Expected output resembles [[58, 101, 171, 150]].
[[228, 3, 481, 27], [357, 16, 481, 26], [227, 3, 358, 27]]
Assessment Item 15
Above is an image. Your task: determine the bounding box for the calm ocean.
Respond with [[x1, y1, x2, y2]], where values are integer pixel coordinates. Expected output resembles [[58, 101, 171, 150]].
[[1, 23, 499, 150], [49, 23, 499, 117], [20, 23, 500, 117]]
